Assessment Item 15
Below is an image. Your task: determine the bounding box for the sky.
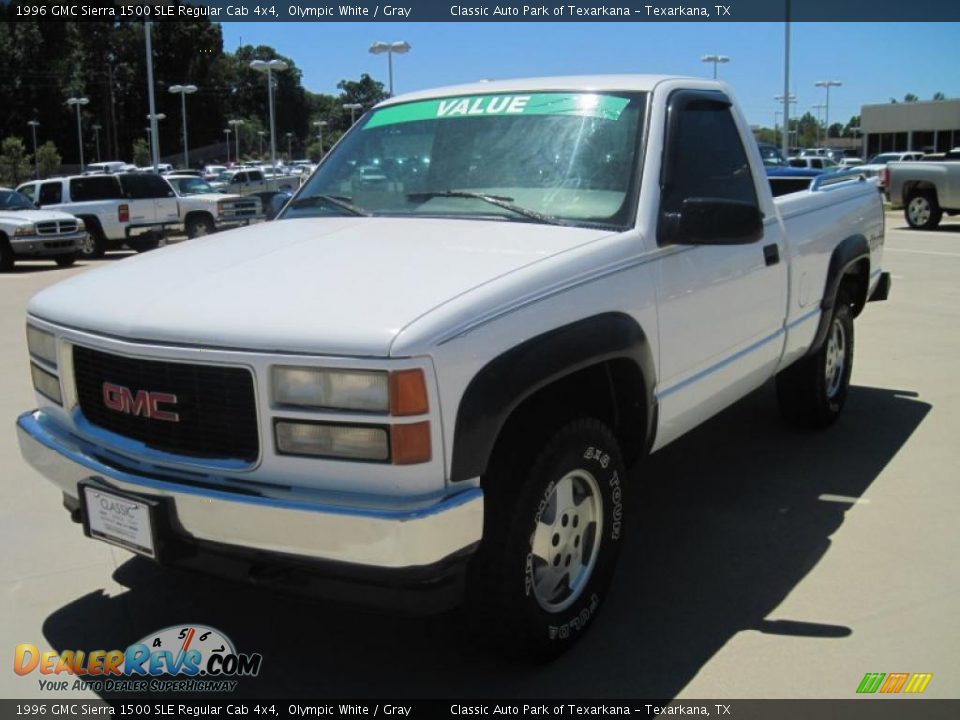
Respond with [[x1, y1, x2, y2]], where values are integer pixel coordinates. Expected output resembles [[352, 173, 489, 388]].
[[220, 21, 960, 129]]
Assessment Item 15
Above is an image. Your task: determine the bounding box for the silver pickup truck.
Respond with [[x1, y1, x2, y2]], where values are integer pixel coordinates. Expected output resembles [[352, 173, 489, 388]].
[[885, 150, 960, 229]]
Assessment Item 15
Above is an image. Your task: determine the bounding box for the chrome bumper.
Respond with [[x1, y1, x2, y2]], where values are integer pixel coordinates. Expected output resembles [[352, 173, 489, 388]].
[[16, 410, 483, 570]]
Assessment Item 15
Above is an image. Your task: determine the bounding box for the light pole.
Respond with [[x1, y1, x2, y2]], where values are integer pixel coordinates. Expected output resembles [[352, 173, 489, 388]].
[[313, 120, 327, 157], [285, 132, 293, 161], [700, 54, 729, 79], [815, 80, 842, 146], [144, 22, 161, 171], [257, 131, 265, 159], [811, 103, 826, 147], [145, 113, 165, 169], [782, 0, 792, 160], [91, 123, 101, 163], [250, 59, 289, 179], [368, 41, 410, 95], [169, 84, 198, 168], [66, 97, 89, 171], [27, 120, 40, 178], [228, 119, 244, 163], [343, 102, 363, 125], [223, 128, 231, 165], [774, 94, 797, 153]]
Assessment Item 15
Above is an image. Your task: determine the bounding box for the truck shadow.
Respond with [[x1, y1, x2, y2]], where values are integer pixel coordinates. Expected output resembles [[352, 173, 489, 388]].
[[41, 383, 929, 699]]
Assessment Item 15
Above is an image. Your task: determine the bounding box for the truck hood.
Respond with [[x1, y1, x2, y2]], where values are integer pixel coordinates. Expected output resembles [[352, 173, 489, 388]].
[[179, 192, 246, 203], [0, 209, 76, 225], [28, 217, 610, 356]]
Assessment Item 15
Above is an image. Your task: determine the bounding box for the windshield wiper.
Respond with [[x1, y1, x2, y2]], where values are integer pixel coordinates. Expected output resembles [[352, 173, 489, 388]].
[[406, 190, 568, 226], [288, 194, 371, 216]]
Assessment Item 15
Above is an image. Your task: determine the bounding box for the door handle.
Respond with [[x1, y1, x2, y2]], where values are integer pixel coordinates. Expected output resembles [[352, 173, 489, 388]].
[[763, 244, 780, 266]]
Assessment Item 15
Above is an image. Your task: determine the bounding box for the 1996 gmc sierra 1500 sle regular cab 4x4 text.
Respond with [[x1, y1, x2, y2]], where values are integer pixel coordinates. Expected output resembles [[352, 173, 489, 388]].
[[17, 75, 890, 658]]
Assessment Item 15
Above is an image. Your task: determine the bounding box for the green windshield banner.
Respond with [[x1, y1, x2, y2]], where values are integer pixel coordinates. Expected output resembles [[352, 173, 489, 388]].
[[363, 93, 630, 129]]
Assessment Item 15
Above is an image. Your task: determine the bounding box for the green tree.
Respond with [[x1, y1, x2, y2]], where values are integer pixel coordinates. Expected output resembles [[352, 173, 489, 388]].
[[337, 74, 388, 112], [36, 141, 61, 178], [904, 93, 918, 103], [0, 136, 32, 185], [131, 137, 150, 166], [932, 91, 946, 101]]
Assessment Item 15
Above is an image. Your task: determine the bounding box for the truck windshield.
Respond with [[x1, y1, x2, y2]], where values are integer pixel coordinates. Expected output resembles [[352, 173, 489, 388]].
[[285, 91, 646, 229], [0, 190, 35, 210], [175, 177, 216, 195]]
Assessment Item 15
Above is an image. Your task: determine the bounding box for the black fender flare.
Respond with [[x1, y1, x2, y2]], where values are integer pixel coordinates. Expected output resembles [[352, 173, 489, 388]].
[[809, 234, 870, 355], [450, 312, 656, 482]]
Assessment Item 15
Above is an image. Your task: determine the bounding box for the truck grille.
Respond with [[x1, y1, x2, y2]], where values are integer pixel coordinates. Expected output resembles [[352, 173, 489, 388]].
[[73, 346, 259, 463], [223, 200, 260, 218], [36, 220, 79, 235]]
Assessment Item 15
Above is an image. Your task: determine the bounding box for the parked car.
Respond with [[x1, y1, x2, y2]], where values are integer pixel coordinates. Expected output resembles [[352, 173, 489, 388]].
[[164, 174, 264, 237], [202, 165, 227, 181], [757, 142, 787, 168], [885, 150, 960, 229], [17, 74, 890, 659], [248, 190, 293, 220], [852, 152, 925, 191], [83, 161, 128, 176], [209, 168, 299, 195], [788, 156, 839, 170], [838, 157, 864, 169], [765, 166, 826, 196], [16, 173, 179, 258], [0, 188, 85, 271]]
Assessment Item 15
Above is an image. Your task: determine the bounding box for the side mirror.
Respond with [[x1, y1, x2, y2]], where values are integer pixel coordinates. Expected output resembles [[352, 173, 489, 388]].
[[660, 198, 763, 245]]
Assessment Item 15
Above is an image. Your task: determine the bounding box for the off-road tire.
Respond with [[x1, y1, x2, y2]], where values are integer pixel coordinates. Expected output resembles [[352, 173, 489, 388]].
[[467, 418, 627, 660], [777, 302, 854, 428]]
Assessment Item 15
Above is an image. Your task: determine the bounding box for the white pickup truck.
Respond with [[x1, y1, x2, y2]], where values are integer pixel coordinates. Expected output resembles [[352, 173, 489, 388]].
[[164, 175, 264, 238], [16, 173, 180, 258], [16, 75, 890, 659], [0, 188, 85, 271]]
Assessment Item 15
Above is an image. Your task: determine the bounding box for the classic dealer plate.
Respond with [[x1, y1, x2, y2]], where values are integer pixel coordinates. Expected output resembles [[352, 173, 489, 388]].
[[80, 484, 158, 559]]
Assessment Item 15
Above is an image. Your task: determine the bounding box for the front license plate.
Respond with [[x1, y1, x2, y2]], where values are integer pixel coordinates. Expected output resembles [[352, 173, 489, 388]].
[[81, 484, 157, 559]]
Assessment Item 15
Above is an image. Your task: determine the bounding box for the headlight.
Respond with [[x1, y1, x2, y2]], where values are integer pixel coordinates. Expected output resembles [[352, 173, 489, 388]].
[[272, 367, 389, 412], [31, 363, 62, 405], [275, 421, 389, 461], [14, 224, 36, 237], [75, 218, 85, 230], [26, 325, 57, 367]]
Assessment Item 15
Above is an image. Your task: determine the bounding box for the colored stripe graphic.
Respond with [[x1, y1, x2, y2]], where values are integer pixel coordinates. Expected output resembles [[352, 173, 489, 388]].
[[903, 673, 934, 694], [857, 673, 885, 693], [880, 673, 909, 693]]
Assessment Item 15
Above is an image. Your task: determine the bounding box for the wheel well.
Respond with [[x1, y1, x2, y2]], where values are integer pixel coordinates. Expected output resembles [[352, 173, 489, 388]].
[[839, 258, 870, 318], [75, 215, 103, 236], [486, 358, 648, 478], [185, 210, 215, 225], [903, 181, 938, 203]]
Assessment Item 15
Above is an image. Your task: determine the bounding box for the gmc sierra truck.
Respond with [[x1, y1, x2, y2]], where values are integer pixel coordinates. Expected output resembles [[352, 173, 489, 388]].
[[17, 76, 890, 658]]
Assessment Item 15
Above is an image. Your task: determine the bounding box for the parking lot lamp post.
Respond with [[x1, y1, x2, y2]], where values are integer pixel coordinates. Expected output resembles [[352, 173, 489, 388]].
[[66, 97, 89, 171], [815, 80, 842, 147], [169, 84, 198, 168], [257, 131, 265, 159], [285, 132, 293, 161], [368, 41, 410, 95], [144, 22, 162, 171], [774, 94, 797, 151], [811, 103, 826, 147], [228, 119, 244, 163], [313, 120, 327, 157], [27, 120, 40, 178], [250, 59, 289, 179], [223, 128, 231, 165], [91, 123, 101, 163], [700, 54, 729, 79], [145, 113, 165, 168], [343, 103, 362, 125]]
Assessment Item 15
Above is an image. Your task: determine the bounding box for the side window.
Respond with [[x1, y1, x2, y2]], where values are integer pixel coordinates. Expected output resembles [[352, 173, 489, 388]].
[[118, 173, 176, 199], [250, 171, 263, 182], [69, 176, 122, 202], [233, 173, 247, 183], [39, 182, 63, 205], [18, 184, 35, 202], [661, 98, 758, 216], [812, 159, 823, 169]]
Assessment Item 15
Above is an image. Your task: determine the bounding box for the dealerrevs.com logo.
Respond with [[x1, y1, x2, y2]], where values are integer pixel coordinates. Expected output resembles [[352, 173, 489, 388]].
[[14, 625, 262, 693]]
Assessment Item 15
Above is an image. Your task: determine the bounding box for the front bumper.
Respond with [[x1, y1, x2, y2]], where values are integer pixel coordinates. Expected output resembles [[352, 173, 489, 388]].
[[11, 232, 84, 257], [17, 410, 483, 610]]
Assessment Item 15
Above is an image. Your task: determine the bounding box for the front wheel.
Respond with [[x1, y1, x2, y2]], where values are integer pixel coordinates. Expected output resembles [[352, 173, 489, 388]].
[[186, 215, 216, 239], [904, 191, 942, 230], [77, 223, 106, 259], [777, 302, 854, 428], [467, 419, 626, 660], [54, 253, 76, 268]]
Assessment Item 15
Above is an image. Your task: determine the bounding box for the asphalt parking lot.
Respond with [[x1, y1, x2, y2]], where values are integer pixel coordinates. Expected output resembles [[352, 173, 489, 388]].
[[1, 214, 958, 700]]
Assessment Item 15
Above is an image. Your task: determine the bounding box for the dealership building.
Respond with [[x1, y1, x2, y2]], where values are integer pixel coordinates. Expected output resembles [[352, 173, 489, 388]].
[[861, 99, 960, 156]]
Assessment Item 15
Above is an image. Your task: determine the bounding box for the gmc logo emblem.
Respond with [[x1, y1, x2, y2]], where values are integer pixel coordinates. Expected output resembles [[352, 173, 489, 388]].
[[102, 382, 180, 422]]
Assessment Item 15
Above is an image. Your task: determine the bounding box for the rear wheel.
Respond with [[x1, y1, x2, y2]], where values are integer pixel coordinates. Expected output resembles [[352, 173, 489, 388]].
[[904, 191, 942, 230], [127, 234, 161, 253], [467, 418, 626, 660], [777, 302, 854, 428], [78, 220, 106, 259]]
